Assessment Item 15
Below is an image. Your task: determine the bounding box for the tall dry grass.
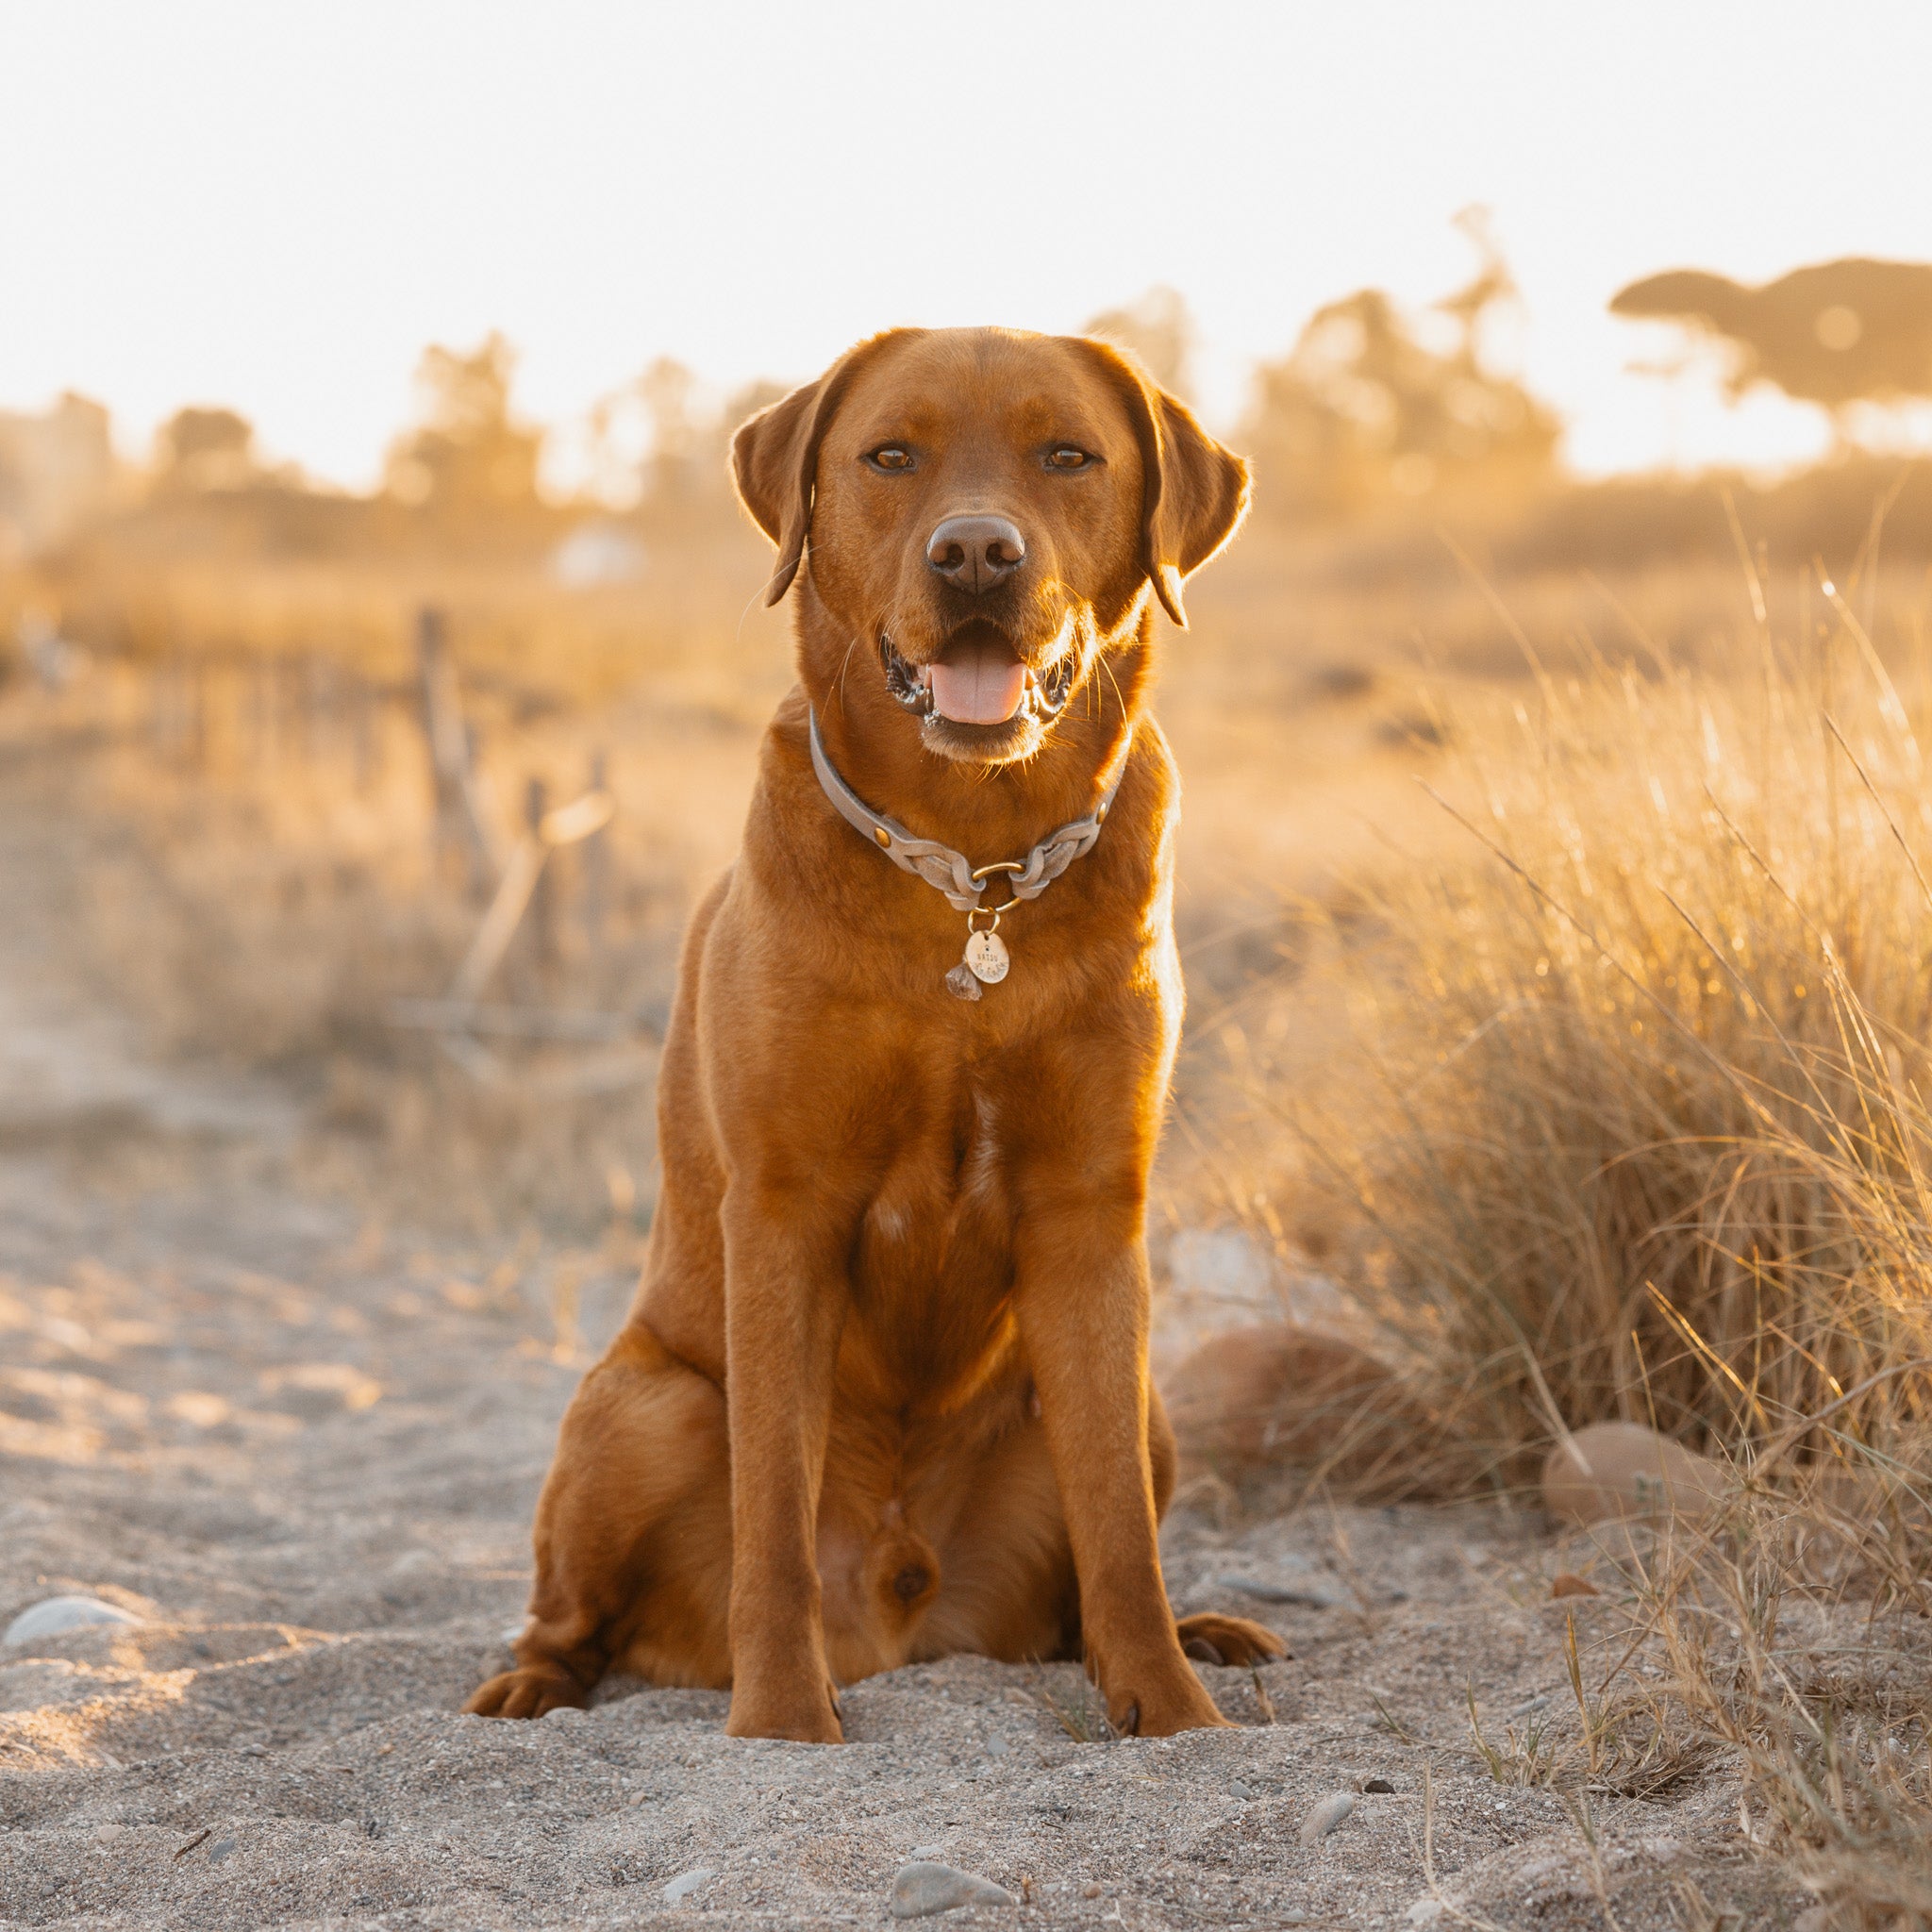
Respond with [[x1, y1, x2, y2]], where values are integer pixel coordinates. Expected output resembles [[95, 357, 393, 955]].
[[1294, 561, 1932, 1471], [1270, 551, 1932, 1922]]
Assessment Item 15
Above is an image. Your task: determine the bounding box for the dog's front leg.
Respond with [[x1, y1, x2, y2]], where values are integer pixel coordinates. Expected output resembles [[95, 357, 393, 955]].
[[721, 1185, 850, 1742], [1016, 1211, 1229, 1737]]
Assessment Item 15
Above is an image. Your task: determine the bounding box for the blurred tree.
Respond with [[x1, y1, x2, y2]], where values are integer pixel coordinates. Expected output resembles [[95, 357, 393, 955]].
[[385, 333, 543, 514], [637, 356, 700, 504], [152, 407, 255, 494], [1084, 286, 1195, 398], [635, 371, 791, 516], [0, 392, 114, 552], [1610, 258, 1932, 438], [1435, 207, 1522, 372], [577, 365, 791, 520], [1241, 224, 1559, 522]]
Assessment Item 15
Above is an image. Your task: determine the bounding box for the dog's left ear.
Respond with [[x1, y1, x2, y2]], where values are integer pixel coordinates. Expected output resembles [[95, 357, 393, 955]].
[[731, 329, 917, 608], [1078, 340, 1252, 628]]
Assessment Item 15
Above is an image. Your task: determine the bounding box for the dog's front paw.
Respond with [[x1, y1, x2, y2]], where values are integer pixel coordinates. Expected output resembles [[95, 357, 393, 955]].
[[724, 1681, 844, 1744], [1101, 1662, 1232, 1737], [1176, 1611, 1290, 1668], [465, 1664, 586, 1721]]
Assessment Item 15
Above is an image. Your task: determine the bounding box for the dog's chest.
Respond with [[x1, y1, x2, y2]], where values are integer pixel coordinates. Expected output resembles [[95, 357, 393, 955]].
[[850, 1077, 1017, 1373]]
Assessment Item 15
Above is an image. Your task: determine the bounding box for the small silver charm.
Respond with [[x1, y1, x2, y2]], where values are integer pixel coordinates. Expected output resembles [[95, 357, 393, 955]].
[[963, 927, 1010, 985], [944, 962, 983, 1002]]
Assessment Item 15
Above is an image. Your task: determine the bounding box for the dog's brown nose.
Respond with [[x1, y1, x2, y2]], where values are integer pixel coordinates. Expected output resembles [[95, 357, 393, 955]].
[[925, 515, 1025, 594]]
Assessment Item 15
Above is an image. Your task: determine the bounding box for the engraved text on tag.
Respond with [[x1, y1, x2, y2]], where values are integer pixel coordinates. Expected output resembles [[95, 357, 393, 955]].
[[964, 929, 1009, 985]]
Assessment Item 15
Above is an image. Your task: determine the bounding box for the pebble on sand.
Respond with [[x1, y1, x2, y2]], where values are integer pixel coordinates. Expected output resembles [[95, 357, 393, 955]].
[[1541, 1422, 1726, 1526], [3, 1596, 143, 1646], [890, 1861, 1018, 1918], [662, 1867, 715, 1905], [1300, 1790, 1357, 1845]]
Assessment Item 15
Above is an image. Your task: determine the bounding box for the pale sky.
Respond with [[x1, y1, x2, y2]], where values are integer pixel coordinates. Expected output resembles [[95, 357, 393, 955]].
[[6, 0, 1931, 491]]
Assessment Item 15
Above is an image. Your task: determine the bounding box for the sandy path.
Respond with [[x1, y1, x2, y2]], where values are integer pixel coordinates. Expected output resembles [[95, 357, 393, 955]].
[[0, 743, 1803, 1930]]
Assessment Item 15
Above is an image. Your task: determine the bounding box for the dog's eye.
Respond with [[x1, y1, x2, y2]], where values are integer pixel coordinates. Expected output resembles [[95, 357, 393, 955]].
[[868, 446, 915, 472], [1046, 447, 1092, 470]]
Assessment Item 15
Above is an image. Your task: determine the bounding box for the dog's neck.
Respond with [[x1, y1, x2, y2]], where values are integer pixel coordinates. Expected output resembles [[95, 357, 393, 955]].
[[795, 595, 1152, 867]]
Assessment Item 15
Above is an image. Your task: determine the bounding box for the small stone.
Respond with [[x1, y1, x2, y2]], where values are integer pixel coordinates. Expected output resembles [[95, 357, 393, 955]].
[[891, 1861, 1018, 1918], [1300, 1790, 1357, 1844], [1407, 1901, 1446, 1925], [985, 1734, 1010, 1757], [1549, 1572, 1600, 1599], [3, 1597, 142, 1646], [1362, 1776, 1395, 1793], [1229, 1779, 1254, 1800], [208, 1837, 236, 1864], [908, 1843, 944, 1860], [1541, 1423, 1725, 1527], [1283, 1914, 1309, 1925], [1082, 1882, 1103, 1899], [662, 1867, 714, 1905]]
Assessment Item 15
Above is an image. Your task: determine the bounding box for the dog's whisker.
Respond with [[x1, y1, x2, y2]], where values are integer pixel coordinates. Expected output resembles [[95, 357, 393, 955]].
[[832, 632, 862, 718]]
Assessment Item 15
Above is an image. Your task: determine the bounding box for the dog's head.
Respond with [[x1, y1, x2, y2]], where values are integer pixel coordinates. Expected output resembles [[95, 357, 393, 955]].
[[732, 327, 1250, 766]]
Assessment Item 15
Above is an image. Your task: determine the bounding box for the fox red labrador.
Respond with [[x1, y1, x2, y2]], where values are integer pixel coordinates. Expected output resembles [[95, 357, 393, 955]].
[[468, 326, 1281, 1741]]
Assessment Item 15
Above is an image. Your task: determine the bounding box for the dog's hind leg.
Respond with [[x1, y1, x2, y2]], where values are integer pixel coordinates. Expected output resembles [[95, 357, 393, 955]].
[[912, 1379, 1284, 1680], [1149, 1380, 1288, 1670], [465, 1324, 731, 1718]]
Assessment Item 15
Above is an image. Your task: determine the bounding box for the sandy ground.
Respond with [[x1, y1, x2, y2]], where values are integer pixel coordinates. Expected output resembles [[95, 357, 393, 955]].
[[0, 741, 1812, 1931]]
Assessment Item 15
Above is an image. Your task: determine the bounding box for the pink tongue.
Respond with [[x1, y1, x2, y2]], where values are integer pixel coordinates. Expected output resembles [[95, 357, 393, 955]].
[[927, 641, 1026, 724]]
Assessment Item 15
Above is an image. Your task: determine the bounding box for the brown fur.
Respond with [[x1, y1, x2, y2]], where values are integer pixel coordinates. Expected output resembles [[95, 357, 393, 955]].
[[466, 327, 1278, 1741]]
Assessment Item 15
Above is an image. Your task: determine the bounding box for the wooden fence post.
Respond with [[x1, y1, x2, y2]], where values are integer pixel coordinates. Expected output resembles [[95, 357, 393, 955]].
[[582, 749, 609, 954], [351, 673, 380, 791], [415, 607, 494, 897], [187, 658, 208, 768], [525, 774, 557, 970]]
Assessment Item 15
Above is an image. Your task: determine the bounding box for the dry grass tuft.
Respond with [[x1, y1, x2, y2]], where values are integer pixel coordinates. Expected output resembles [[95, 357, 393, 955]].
[[1295, 565, 1932, 1480], [1269, 547, 1932, 1922]]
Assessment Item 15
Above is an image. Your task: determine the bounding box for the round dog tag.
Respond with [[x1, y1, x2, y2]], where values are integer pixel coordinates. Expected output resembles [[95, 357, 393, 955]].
[[963, 928, 1009, 985]]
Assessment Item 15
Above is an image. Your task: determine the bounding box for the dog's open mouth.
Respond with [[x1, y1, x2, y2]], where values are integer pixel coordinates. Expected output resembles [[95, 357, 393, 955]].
[[880, 622, 1074, 727]]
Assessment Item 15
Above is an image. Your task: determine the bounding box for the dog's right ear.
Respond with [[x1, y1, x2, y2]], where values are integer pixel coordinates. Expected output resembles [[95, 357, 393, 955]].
[[731, 331, 914, 608], [730, 380, 822, 607]]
